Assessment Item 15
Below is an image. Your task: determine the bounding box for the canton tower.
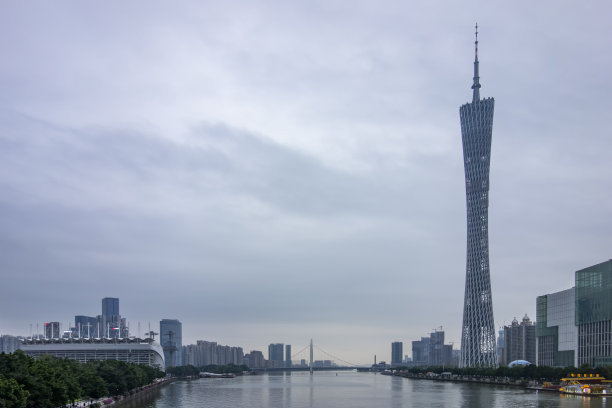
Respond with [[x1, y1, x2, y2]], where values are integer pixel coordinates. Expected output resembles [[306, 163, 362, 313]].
[[459, 25, 496, 367]]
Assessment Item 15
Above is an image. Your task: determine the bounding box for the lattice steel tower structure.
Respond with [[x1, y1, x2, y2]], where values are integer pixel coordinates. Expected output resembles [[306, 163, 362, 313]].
[[459, 25, 496, 367]]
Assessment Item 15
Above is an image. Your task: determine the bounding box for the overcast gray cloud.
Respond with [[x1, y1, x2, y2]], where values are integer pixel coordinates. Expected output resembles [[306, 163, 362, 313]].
[[1, 1, 611, 364]]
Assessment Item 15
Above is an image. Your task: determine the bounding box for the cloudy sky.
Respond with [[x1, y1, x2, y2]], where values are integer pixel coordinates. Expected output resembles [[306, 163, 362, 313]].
[[1, 1, 611, 365]]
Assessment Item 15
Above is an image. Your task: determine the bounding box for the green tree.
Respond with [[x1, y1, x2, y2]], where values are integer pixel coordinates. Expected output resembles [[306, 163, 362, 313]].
[[0, 374, 29, 408]]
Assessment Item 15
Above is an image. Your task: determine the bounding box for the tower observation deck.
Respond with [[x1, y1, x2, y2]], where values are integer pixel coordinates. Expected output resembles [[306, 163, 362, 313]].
[[459, 25, 496, 367]]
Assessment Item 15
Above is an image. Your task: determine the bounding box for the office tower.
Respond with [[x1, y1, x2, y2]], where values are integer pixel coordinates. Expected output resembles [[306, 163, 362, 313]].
[[244, 350, 265, 368], [576, 260, 612, 366], [391, 342, 403, 366], [101, 297, 124, 338], [535, 260, 612, 367], [536, 288, 577, 367], [268, 343, 284, 368], [44, 322, 60, 339], [459, 25, 496, 367], [160, 319, 183, 368], [74, 315, 99, 338], [102, 297, 119, 316], [285, 344, 292, 368], [502, 315, 536, 365]]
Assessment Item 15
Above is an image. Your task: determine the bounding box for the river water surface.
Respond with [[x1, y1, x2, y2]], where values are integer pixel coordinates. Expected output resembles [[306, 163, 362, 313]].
[[124, 371, 608, 408]]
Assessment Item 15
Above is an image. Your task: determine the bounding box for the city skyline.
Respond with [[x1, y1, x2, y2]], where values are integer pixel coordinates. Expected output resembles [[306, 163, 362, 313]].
[[1, 2, 611, 365]]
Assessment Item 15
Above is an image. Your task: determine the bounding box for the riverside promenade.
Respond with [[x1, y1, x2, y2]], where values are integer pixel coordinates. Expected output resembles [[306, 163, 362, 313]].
[[61, 377, 173, 407], [385, 370, 527, 387]]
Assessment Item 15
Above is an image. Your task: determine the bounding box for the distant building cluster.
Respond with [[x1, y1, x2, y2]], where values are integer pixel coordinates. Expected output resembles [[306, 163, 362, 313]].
[[389, 329, 458, 369], [5, 297, 168, 370], [410, 329, 455, 367], [29, 297, 130, 340]]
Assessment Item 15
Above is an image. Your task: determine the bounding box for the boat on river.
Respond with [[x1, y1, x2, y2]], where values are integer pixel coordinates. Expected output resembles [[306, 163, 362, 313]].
[[558, 373, 611, 396]]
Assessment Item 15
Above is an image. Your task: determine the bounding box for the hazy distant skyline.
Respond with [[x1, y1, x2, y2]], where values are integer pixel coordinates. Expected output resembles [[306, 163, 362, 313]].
[[1, 1, 611, 365]]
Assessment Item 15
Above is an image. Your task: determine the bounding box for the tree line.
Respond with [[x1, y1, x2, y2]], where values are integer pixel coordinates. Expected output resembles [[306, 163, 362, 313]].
[[0, 350, 164, 408]]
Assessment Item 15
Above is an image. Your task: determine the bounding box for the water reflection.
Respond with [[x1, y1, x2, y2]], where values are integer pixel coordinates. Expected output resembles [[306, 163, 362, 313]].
[[126, 372, 612, 408], [459, 383, 496, 408]]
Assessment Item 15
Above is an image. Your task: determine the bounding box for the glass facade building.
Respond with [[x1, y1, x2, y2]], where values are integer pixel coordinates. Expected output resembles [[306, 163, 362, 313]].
[[160, 319, 182, 368], [536, 288, 577, 367], [459, 26, 496, 367], [101, 297, 126, 338], [576, 260, 612, 367], [536, 260, 612, 368]]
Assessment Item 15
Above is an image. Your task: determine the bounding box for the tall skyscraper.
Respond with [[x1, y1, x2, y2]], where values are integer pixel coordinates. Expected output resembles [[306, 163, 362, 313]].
[[268, 343, 284, 368], [459, 25, 497, 367], [160, 319, 183, 368], [102, 297, 119, 317], [101, 297, 124, 338], [391, 342, 403, 367]]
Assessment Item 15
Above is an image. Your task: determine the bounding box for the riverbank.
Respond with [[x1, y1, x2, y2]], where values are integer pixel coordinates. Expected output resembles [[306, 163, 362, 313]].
[[385, 370, 527, 387], [86, 377, 173, 407]]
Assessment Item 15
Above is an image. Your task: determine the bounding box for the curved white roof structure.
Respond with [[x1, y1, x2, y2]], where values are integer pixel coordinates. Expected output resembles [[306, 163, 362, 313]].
[[20, 337, 165, 370]]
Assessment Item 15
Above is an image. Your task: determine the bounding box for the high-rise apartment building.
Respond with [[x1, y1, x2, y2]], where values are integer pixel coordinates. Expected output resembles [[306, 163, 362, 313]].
[[391, 342, 403, 366], [182, 340, 244, 367], [502, 315, 536, 365], [0, 335, 21, 354], [459, 25, 497, 367], [245, 350, 265, 368], [412, 337, 430, 366], [160, 319, 182, 368]]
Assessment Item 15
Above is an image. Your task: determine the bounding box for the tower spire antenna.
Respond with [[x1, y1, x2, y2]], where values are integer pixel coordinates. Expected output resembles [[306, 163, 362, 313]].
[[472, 23, 481, 102]]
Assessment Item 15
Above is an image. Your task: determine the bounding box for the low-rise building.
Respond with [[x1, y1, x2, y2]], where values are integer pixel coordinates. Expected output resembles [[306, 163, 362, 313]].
[[20, 337, 165, 370]]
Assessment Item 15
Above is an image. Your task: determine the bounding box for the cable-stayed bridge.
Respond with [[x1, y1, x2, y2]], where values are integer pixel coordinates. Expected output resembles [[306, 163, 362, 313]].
[[254, 339, 365, 372]]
